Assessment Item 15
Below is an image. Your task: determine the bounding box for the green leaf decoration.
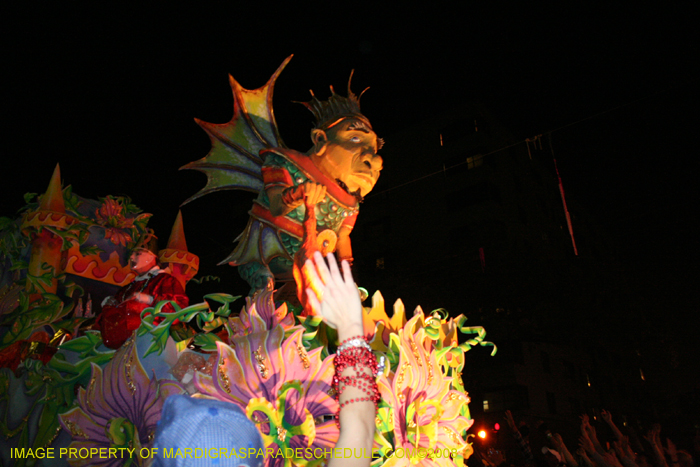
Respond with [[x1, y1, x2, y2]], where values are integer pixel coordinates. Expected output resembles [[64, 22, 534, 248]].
[[385, 333, 402, 373], [189, 275, 220, 285], [453, 315, 497, 356], [58, 331, 108, 359], [206, 293, 241, 316], [2, 313, 33, 345], [169, 323, 196, 343], [9, 260, 29, 272], [138, 294, 241, 358], [32, 401, 61, 453], [192, 333, 223, 352], [78, 244, 103, 256], [106, 417, 142, 456], [375, 405, 394, 434]]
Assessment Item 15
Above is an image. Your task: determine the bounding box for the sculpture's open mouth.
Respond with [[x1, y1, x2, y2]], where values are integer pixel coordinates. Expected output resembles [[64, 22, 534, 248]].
[[353, 173, 375, 184], [351, 173, 377, 196]]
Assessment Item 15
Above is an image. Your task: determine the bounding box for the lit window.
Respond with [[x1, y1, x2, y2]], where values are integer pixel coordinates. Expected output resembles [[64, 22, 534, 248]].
[[483, 400, 489, 411]]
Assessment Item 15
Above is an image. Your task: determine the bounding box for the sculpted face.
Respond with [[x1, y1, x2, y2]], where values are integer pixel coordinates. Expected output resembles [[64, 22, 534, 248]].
[[312, 118, 383, 198], [129, 249, 157, 275]]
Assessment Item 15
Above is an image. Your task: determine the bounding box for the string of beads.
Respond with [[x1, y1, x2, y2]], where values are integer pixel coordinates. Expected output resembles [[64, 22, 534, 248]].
[[333, 335, 380, 428]]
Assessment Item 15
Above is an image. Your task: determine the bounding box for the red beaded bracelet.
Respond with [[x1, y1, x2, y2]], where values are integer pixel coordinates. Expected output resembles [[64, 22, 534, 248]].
[[333, 344, 380, 428]]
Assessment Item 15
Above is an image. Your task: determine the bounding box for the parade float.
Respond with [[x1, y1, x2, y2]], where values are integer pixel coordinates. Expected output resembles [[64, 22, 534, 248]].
[[0, 57, 495, 467]]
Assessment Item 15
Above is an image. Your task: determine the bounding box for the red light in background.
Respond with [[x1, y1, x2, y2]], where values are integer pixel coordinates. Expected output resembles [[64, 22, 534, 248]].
[[494, 422, 500, 431]]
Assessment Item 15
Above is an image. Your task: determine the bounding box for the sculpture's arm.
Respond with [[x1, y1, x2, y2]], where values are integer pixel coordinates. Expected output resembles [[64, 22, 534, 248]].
[[336, 225, 353, 264], [267, 185, 299, 217], [263, 163, 327, 217], [267, 183, 327, 217], [336, 212, 358, 264]]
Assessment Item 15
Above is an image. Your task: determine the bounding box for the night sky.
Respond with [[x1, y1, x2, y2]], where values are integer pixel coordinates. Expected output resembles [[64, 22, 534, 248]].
[[2, 4, 698, 385]]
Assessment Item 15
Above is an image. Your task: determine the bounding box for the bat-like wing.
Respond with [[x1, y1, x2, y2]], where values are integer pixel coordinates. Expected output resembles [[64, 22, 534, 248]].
[[181, 56, 292, 205]]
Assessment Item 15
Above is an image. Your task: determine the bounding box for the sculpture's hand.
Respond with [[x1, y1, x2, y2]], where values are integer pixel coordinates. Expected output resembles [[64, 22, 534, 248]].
[[276, 182, 327, 215], [336, 228, 353, 265], [301, 181, 327, 206]]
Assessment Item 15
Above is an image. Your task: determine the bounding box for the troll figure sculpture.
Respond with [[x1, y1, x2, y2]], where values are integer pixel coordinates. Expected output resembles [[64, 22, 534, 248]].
[[182, 56, 383, 293]]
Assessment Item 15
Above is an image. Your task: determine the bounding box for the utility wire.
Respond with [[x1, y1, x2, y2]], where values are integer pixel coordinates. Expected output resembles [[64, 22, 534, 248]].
[[367, 83, 680, 199]]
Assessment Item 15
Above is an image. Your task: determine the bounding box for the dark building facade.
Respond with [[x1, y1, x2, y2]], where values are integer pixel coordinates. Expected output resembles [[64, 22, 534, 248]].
[[351, 105, 656, 453]]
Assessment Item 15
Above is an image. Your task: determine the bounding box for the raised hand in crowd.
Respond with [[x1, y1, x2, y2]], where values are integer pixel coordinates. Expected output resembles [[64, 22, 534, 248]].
[[505, 409, 518, 432], [304, 252, 377, 467], [621, 435, 637, 461], [666, 438, 678, 462], [644, 425, 669, 467], [603, 451, 625, 467], [613, 439, 639, 467], [553, 432, 579, 467], [580, 433, 623, 467], [504, 410, 535, 467], [580, 415, 606, 463], [580, 430, 596, 457], [581, 414, 594, 441], [577, 447, 594, 467], [601, 409, 612, 424], [602, 409, 626, 442], [581, 413, 605, 455], [664, 437, 692, 467], [483, 448, 506, 467], [305, 252, 364, 341]]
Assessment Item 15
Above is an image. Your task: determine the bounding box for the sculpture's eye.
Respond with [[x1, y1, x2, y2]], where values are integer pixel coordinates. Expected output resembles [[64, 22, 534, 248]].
[[350, 136, 361, 143]]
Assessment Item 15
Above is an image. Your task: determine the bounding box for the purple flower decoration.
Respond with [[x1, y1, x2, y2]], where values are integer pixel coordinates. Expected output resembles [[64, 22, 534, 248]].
[[228, 290, 295, 339], [196, 326, 337, 467], [59, 336, 185, 466]]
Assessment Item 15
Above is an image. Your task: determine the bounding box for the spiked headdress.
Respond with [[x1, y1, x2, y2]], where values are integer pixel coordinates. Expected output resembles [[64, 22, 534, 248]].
[[297, 71, 372, 131]]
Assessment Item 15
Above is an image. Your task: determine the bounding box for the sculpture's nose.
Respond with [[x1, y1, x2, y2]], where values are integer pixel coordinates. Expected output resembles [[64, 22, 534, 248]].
[[370, 153, 383, 172], [362, 151, 383, 173]]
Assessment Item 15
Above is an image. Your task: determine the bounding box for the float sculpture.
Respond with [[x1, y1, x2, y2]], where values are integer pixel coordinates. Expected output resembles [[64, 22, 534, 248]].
[[0, 59, 496, 467], [182, 56, 383, 294]]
